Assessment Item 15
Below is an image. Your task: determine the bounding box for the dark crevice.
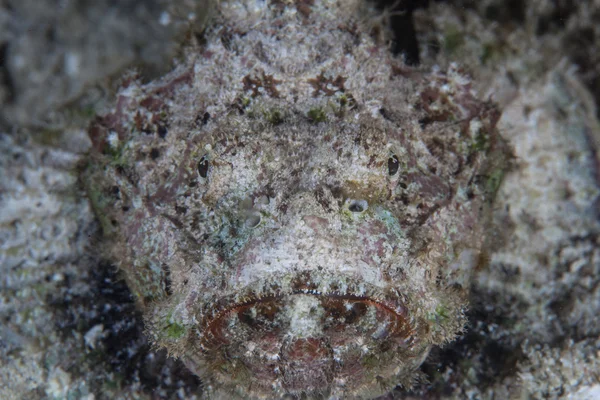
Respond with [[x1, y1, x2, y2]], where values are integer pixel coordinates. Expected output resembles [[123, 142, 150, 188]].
[[371, 0, 431, 65], [0, 42, 16, 103], [389, 11, 421, 65]]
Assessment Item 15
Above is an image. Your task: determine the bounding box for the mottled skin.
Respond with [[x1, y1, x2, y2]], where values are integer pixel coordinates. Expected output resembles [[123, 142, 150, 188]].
[[84, 1, 508, 398]]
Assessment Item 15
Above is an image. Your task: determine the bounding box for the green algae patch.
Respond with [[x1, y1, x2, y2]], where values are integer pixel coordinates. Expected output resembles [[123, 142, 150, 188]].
[[264, 109, 284, 125], [485, 168, 505, 196], [165, 322, 186, 339], [307, 107, 327, 123]]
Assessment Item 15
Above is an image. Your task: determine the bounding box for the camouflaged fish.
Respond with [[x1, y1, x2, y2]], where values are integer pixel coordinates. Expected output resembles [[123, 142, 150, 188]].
[[84, 0, 508, 398]]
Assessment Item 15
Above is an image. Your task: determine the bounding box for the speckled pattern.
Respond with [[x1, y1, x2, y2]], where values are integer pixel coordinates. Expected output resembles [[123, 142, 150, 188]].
[[84, 1, 508, 398]]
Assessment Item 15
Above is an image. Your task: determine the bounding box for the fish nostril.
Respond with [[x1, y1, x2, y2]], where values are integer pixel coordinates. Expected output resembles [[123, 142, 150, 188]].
[[347, 199, 368, 213], [245, 214, 261, 228]]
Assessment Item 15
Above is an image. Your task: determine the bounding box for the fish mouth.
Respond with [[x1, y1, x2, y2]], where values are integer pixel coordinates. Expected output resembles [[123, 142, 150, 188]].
[[198, 275, 416, 349], [193, 274, 423, 396]]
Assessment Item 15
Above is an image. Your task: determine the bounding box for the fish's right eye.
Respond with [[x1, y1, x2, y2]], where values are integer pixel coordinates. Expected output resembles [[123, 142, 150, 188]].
[[388, 154, 399, 176]]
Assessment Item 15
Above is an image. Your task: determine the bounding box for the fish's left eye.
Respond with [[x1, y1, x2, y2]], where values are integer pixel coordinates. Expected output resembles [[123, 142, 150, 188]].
[[198, 155, 210, 178]]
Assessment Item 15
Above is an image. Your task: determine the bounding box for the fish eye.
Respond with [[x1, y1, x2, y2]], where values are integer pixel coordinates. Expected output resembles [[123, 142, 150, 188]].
[[347, 199, 368, 213], [388, 155, 399, 176], [198, 155, 209, 178]]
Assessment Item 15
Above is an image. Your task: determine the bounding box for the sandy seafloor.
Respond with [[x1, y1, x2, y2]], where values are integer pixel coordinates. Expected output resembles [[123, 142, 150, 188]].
[[1, 1, 599, 399]]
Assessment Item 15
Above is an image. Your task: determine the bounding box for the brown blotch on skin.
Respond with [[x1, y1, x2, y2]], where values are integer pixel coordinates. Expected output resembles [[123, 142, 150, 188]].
[[140, 96, 164, 112], [295, 0, 315, 18], [243, 70, 281, 98], [308, 71, 346, 97]]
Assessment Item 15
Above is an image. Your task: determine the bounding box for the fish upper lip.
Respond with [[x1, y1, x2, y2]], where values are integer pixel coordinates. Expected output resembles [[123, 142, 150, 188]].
[[198, 277, 415, 348]]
